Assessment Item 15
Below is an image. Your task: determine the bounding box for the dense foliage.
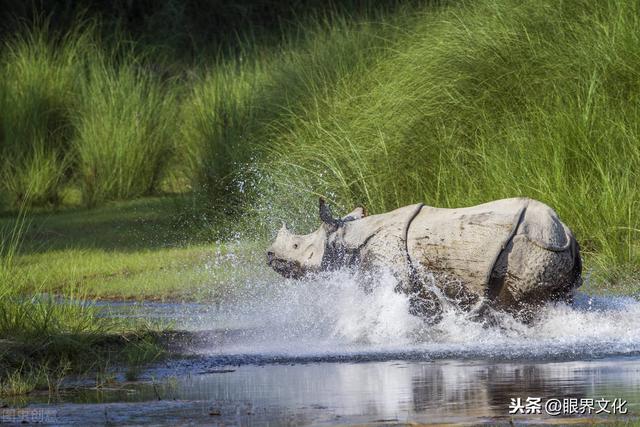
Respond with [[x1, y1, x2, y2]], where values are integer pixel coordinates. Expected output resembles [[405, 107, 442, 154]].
[[0, 0, 638, 274]]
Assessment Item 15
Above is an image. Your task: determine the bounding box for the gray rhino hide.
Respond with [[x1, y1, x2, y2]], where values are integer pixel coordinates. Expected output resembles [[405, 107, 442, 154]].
[[325, 198, 580, 315]]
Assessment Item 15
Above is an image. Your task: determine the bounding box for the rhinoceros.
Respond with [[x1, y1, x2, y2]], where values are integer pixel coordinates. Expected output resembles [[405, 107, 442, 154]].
[[266, 197, 582, 321]]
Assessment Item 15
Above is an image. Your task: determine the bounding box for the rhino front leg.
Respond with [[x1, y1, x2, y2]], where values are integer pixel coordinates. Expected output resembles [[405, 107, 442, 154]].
[[392, 271, 443, 324], [408, 287, 443, 324]]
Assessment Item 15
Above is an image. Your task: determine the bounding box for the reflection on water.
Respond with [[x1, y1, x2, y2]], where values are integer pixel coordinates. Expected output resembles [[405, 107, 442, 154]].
[[23, 357, 640, 425]]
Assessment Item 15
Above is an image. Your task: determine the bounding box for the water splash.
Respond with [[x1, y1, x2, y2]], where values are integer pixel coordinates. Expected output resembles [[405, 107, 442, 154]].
[[168, 267, 640, 362]]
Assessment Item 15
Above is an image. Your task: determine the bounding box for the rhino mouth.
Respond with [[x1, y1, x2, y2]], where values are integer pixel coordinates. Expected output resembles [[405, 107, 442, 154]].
[[267, 258, 305, 279]]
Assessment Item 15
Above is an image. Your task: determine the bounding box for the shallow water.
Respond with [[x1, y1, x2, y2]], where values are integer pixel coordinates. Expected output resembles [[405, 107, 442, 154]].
[[9, 270, 640, 425], [102, 269, 640, 361], [13, 356, 640, 425]]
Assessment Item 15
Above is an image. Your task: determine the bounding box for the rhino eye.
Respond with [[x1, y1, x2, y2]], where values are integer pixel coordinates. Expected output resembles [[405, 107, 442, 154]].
[[293, 243, 299, 249]]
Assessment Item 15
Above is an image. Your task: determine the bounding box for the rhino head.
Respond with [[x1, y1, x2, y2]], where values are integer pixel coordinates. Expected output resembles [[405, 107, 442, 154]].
[[266, 198, 366, 278]]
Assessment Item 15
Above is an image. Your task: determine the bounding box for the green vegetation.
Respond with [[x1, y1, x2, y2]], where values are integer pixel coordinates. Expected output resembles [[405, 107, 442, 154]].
[[74, 56, 176, 207], [0, 24, 79, 207], [1, 0, 640, 396], [2, 0, 639, 278], [0, 204, 165, 397], [0, 22, 177, 208], [1, 197, 267, 300]]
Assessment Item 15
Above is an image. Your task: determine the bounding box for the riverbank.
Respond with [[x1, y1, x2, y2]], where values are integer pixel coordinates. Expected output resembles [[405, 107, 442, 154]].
[[0, 197, 270, 301], [0, 196, 268, 397]]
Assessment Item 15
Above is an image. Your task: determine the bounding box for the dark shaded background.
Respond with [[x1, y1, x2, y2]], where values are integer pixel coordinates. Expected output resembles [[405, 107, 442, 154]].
[[0, 0, 417, 58]]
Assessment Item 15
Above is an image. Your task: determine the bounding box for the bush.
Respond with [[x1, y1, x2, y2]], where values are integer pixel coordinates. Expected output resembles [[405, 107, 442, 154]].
[[73, 55, 176, 206], [0, 23, 81, 206]]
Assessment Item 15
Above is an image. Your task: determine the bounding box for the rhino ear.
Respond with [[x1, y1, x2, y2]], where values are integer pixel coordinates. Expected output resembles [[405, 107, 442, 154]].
[[342, 206, 366, 222], [319, 198, 340, 226]]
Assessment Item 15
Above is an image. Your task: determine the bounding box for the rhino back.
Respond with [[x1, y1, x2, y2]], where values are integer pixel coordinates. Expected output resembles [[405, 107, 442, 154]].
[[407, 198, 529, 296]]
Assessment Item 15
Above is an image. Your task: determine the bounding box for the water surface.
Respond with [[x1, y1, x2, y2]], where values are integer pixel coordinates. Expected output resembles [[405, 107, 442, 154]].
[[19, 357, 640, 425]]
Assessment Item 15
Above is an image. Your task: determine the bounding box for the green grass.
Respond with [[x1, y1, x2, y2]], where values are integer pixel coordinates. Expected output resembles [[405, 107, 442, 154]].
[[257, 0, 640, 285], [0, 197, 271, 300], [0, 21, 181, 209], [0, 21, 81, 207], [73, 53, 177, 207], [0, 202, 169, 397], [1, 0, 639, 283], [179, 58, 266, 204]]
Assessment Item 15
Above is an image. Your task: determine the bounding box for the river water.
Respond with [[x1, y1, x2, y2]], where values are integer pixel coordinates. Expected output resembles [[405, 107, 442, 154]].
[[9, 270, 640, 425]]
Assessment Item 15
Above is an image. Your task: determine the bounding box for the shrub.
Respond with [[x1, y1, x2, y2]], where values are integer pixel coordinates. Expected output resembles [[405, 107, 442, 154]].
[[0, 23, 82, 206], [73, 55, 176, 206]]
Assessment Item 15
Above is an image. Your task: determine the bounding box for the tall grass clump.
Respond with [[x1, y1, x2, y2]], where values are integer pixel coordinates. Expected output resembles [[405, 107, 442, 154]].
[[260, 0, 640, 278], [183, 10, 410, 219], [0, 21, 179, 208], [73, 55, 177, 207], [180, 58, 265, 205], [0, 23, 84, 206]]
